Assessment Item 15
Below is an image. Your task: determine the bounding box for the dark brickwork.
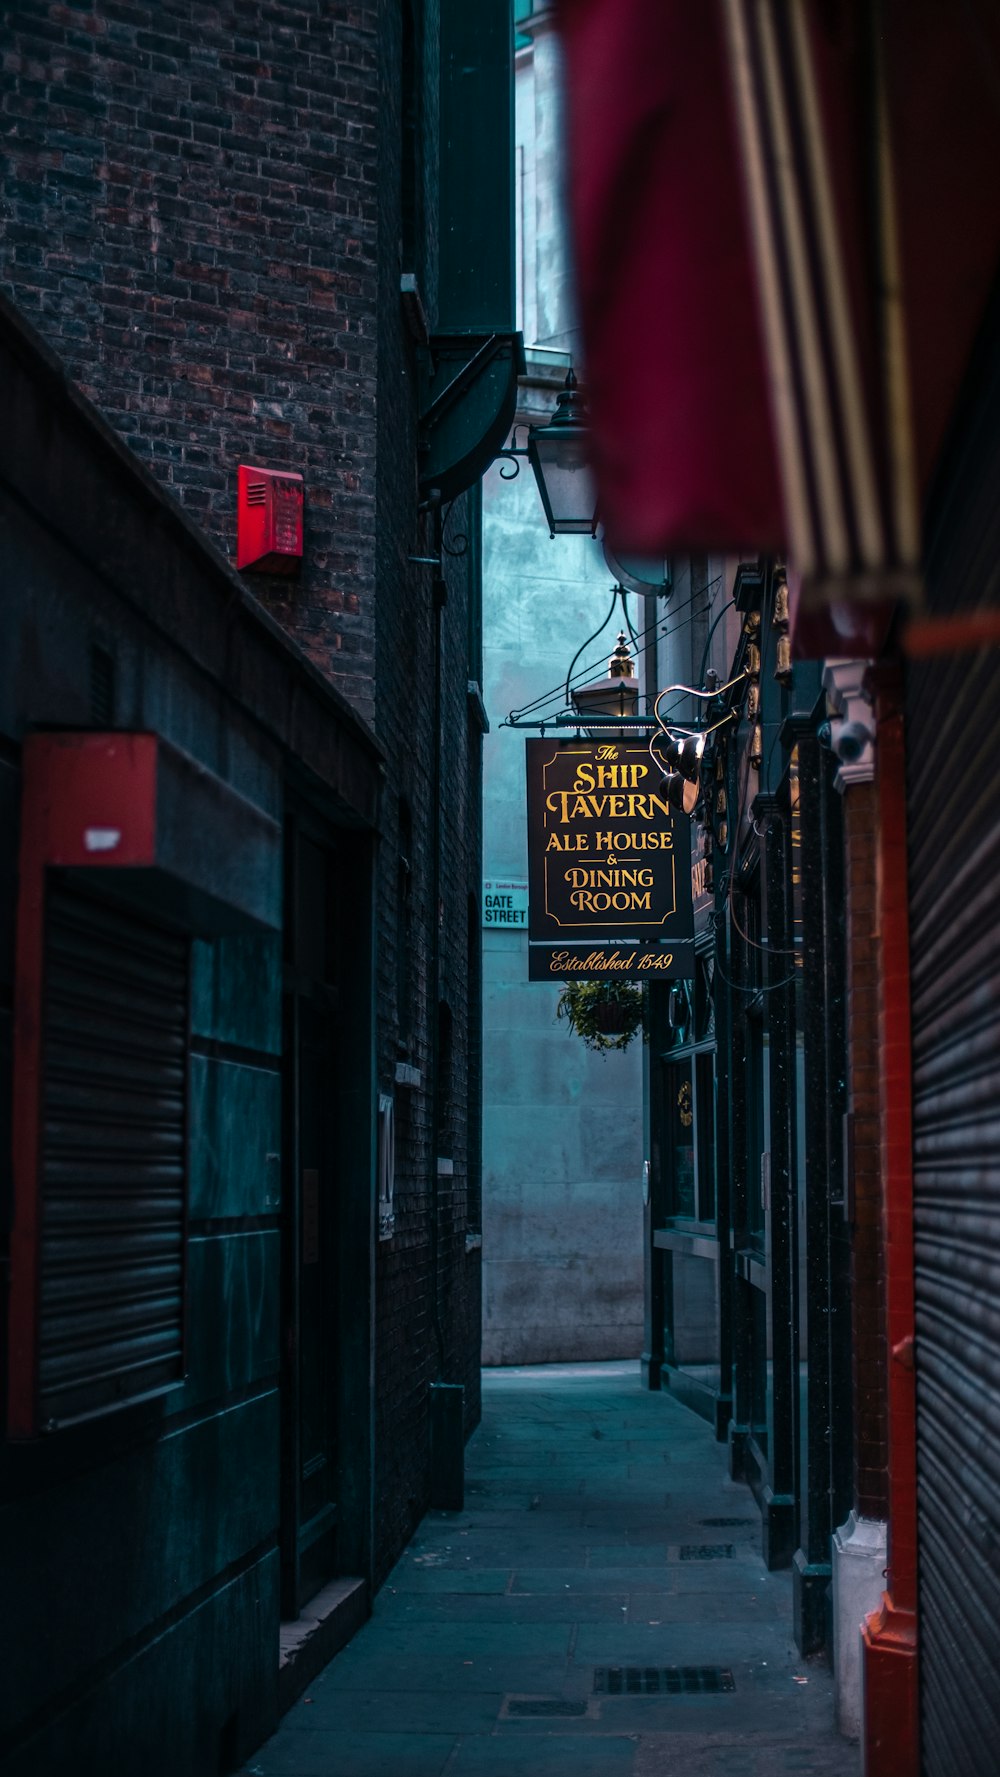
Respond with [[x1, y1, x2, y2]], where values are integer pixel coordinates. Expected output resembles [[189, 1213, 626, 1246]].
[[1, 0, 483, 1596], [2, 0, 380, 713], [844, 780, 889, 1521]]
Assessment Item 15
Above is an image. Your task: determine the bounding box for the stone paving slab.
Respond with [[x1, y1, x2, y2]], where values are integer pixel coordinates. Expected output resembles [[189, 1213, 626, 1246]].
[[315, 1652, 583, 1697], [242, 1730, 455, 1777], [283, 1689, 506, 1735], [626, 1590, 786, 1624], [385, 1591, 631, 1624], [388, 1567, 512, 1594], [242, 1362, 859, 1777], [446, 1736, 637, 1774]]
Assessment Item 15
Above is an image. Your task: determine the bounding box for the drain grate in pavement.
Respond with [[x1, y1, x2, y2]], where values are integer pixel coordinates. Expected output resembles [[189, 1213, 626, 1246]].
[[594, 1666, 736, 1696], [506, 1699, 588, 1717], [678, 1543, 736, 1559], [699, 1517, 755, 1528]]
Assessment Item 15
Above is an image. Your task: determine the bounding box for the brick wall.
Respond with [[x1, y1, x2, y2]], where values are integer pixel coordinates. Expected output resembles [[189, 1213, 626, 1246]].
[[1, 0, 483, 1592], [844, 780, 889, 1520], [1, 0, 379, 715]]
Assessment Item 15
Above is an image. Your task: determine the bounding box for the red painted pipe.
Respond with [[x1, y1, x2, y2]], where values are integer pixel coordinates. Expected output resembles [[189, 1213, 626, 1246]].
[[860, 670, 919, 1776]]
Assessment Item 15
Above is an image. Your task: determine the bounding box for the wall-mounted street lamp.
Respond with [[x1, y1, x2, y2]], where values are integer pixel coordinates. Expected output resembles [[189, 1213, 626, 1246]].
[[498, 369, 598, 538], [655, 732, 704, 815], [492, 371, 743, 825], [571, 631, 639, 734]]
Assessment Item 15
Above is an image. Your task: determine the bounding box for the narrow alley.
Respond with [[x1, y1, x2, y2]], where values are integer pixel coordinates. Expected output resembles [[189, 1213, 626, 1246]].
[[243, 1365, 858, 1777], [3, 7, 1000, 1775]]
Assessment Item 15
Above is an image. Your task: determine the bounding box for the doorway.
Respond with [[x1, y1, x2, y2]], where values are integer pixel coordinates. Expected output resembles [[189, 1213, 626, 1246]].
[[280, 818, 348, 1614]]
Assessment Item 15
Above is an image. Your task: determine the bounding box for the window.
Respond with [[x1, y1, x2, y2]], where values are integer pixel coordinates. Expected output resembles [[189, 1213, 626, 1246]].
[[695, 1052, 717, 1223], [665, 1060, 696, 1218]]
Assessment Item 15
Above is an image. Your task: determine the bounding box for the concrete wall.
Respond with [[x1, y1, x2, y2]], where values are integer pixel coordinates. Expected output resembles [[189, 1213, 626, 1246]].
[[480, 12, 644, 1364], [479, 498, 647, 1360]]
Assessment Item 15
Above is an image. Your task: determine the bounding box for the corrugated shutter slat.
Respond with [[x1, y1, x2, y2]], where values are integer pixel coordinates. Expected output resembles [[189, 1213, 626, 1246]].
[[37, 886, 188, 1426], [908, 612, 1000, 1772]]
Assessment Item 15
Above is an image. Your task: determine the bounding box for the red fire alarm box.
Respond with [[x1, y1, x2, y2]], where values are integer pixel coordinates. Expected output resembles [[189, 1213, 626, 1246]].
[[237, 464, 304, 573]]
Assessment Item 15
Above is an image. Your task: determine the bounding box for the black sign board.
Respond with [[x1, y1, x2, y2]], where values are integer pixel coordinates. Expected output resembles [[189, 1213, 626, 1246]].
[[525, 738, 694, 981]]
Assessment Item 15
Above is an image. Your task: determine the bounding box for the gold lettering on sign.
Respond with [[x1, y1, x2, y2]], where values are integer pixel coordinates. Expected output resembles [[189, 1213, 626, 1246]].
[[533, 740, 686, 940], [564, 864, 654, 914], [595, 830, 672, 851], [545, 831, 591, 852], [545, 947, 677, 975], [571, 760, 650, 792], [544, 790, 671, 824]]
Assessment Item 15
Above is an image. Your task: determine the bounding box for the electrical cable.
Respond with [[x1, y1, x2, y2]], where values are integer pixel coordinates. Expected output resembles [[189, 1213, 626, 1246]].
[[698, 597, 737, 688], [712, 952, 800, 996], [723, 751, 799, 961], [561, 588, 620, 709], [621, 591, 639, 645], [505, 573, 723, 725], [514, 582, 707, 723]]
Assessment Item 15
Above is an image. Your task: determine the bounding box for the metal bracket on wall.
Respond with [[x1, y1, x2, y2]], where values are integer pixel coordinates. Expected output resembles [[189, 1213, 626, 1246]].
[[417, 331, 525, 504]]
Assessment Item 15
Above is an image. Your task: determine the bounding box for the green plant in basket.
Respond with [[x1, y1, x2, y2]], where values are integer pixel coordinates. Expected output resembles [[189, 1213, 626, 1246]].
[[555, 978, 646, 1054]]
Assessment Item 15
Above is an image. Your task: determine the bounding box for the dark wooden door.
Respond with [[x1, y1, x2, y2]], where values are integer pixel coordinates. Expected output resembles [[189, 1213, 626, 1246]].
[[281, 824, 340, 1615]]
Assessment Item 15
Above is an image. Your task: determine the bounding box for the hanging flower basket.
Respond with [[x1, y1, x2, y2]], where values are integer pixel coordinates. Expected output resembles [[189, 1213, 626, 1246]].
[[555, 979, 646, 1054]]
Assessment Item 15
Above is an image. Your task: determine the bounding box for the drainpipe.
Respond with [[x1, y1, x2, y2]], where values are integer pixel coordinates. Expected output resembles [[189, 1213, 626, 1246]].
[[422, 490, 447, 1383], [427, 495, 464, 1509]]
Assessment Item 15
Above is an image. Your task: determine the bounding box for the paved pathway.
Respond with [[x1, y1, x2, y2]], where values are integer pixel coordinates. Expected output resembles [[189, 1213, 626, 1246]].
[[243, 1362, 860, 1776]]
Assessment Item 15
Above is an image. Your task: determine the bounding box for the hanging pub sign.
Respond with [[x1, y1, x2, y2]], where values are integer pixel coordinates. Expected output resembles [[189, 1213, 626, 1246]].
[[525, 738, 694, 982]]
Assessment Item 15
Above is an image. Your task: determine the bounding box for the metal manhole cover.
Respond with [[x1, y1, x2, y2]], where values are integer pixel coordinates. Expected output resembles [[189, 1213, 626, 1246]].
[[678, 1543, 736, 1559], [506, 1698, 588, 1717], [594, 1666, 736, 1695]]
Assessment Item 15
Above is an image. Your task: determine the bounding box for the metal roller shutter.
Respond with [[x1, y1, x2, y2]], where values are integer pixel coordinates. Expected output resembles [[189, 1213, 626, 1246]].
[[907, 536, 1000, 1762], [37, 883, 189, 1428]]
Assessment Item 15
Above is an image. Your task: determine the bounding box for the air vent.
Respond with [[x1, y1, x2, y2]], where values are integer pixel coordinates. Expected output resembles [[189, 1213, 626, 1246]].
[[245, 480, 267, 505], [678, 1544, 736, 1560], [594, 1667, 735, 1696]]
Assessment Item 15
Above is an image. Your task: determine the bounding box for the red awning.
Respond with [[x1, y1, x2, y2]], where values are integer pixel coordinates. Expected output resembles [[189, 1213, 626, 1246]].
[[556, 0, 1000, 608]]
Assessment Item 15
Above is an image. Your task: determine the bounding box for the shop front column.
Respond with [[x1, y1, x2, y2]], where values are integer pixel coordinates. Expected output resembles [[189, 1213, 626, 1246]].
[[860, 669, 918, 1777]]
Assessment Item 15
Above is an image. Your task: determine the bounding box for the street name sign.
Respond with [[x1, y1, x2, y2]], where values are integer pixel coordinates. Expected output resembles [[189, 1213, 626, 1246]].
[[482, 878, 528, 928]]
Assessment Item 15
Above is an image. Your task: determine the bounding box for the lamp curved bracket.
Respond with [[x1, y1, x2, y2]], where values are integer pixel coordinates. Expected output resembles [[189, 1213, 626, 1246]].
[[493, 448, 527, 482]]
